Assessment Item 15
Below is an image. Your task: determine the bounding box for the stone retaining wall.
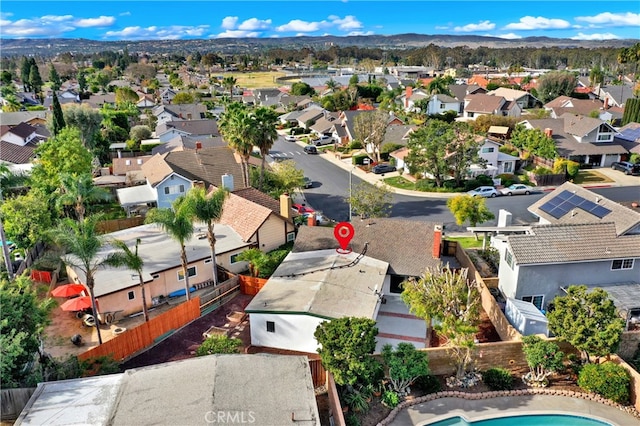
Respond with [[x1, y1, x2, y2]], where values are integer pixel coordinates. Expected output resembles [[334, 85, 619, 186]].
[[377, 388, 640, 426]]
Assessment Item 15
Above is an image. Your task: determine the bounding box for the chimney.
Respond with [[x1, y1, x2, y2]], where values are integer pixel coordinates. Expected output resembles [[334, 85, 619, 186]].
[[221, 173, 234, 191], [307, 214, 316, 227], [279, 193, 292, 220], [432, 224, 442, 259], [195, 141, 202, 152], [544, 128, 553, 138], [603, 97, 609, 109], [405, 86, 413, 108], [193, 180, 205, 189]]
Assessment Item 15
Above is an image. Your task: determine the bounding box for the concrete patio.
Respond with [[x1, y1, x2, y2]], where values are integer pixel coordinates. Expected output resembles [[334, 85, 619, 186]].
[[375, 295, 427, 353]]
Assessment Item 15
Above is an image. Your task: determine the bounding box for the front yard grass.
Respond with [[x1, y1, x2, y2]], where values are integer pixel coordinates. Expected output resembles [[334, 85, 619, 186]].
[[446, 236, 487, 249], [382, 176, 415, 190], [573, 170, 615, 185]]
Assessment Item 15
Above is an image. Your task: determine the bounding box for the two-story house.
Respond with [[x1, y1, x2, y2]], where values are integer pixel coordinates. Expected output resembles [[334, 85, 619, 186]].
[[0, 122, 47, 166], [462, 93, 521, 120], [468, 138, 519, 178]]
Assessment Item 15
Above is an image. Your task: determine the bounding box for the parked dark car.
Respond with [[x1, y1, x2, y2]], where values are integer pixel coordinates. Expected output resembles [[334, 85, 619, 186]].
[[303, 145, 318, 154], [611, 161, 640, 176], [372, 163, 397, 174]]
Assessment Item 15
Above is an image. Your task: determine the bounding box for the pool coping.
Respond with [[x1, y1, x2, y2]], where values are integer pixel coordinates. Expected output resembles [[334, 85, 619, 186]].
[[379, 389, 640, 426]]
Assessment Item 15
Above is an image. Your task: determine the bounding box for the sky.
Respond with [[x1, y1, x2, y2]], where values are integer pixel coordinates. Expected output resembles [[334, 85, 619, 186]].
[[1, 1, 639, 42]]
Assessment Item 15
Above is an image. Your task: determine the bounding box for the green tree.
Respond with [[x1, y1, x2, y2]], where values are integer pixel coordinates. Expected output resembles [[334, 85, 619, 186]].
[[0, 189, 55, 249], [353, 110, 388, 162], [402, 266, 480, 379], [447, 195, 495, 228], [172, 91, 195, 104], [589, 65, 604, 87], [236, 248, 269, 278], [521, 335, 565, 387], [449, 123, 484, 187], [509, 125, 557, 160], [222, 76, 237, 101], [182, 186, 228, 285], [55, 173, 112, 222], [253, 107, 279, 190], [196, 335, 242, 356], [1, 70, 12, 86], [325, 78, 340, 91], [1, 275, 55, 388], [218, 102, 255, 187], [314, 317, 378, 386], [129, 125, 152, 147], [62, 104, 103, 149], [406, 120, 453, 187], [77, 70, 87, 93], [48, 63, 61, 91], [346, 182, 392, 221], [536, 71, 577, 103], [103, 238, 149, 322], [30, 127, 93, 194], [381, 343, 430, 394], [50, 92, 66, 136], [20, 57, 32, 92], [426, 76, 453, 95], [290, 82, 315, 96], [268, 159, 305, 197], [547, 285, 625, 363], [47, 216, 109, 344], [28, 60, 43, 95], [622, 98, 640, 126], [114, 87, 139, 104], [145, 198, 195, 301]]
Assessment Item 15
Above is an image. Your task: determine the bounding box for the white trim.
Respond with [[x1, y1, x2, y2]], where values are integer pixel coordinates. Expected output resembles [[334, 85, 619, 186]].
[[611, 258, 634, 271]]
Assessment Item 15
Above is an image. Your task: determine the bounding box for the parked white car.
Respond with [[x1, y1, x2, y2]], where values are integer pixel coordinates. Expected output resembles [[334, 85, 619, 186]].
[[500, 184, 534, 196], [467, 186, 499, 198], [313, 135, 335, 146]]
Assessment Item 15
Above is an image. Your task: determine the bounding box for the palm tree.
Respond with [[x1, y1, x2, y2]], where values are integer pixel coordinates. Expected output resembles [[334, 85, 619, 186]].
[[426, 76, 453, 96], [56, 173, 112, 222], [48, 216, 108, 344], [182, 186, 228, 285], [252, 107, 278, 190], [222, 76, 237, 101], [218, 102, 256, 187], [103, 238, 149, 321], [145, 198, 195, 301], [325, 78, 340, 92]]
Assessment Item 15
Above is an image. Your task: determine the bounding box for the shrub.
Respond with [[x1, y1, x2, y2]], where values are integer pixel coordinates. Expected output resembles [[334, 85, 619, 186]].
[[415, 179, 435, 191], [534, 166, 553, 175], [349, 140, 363, 150], [497, 173, 518, 187], [381, 390, 400, 408], [344, 389, 369, 413], [630, 343, 640, 373], [413, 374, 442, 394], [483, 368, 514, 391], [352, 154, 371, 165], [577, 362, 630, 404], [196, 335, 242, 356], [476, 175, 494, 185], [345, 413, 361, 426]]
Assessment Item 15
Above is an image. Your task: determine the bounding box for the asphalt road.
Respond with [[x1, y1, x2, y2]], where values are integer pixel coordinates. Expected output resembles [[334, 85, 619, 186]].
[[269, 137, 640, 232]]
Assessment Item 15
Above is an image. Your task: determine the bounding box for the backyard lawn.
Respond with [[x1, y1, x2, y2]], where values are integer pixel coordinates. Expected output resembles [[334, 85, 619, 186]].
[[220, 71, 287, 89]]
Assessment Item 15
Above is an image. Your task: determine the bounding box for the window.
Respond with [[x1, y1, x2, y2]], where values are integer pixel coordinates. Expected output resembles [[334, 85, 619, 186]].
[[125, 160, 131, 166], [597, 133, 612, 142], [286, 232, 295, 242], [164, 187, 170, 195], [164, 185, 183, 195], [611, 259, 634, 270], [266, 321, 275, 333], [481, 147, 495, 153], [505, 250, 514, 269], [230, 253, 242, 264], [522, 295, 544, 310], [440, 103, 445, 109], [178, 266, 197, 281], [137, 159, 143, 165], [179, 185, 185, 193], [128, 291, 135, 300], [503, 162, 513, 173]]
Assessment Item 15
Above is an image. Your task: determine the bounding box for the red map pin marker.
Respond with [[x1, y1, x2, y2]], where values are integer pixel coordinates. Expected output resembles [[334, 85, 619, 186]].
[[334, 222, 355, 252]]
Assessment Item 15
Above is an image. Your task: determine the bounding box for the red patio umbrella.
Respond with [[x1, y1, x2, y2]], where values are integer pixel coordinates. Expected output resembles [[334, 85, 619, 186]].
[[60, 296, 92, 312], [51, 283, 86, 298]]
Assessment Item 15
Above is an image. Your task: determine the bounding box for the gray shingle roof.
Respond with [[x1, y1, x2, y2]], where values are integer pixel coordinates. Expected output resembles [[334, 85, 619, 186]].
[[507, 222, 640, 265], [528, 181, 640, 236]]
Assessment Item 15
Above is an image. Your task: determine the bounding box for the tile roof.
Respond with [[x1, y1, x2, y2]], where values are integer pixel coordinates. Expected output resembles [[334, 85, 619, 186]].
[[448, 84, 485, 101], [218, 191, 272, 241], [0, 111, 47, 126], [507, 222, 640, 265], [528, 181, 640, 236], [293, 218, 444, 276], [158, 119, 219, 136], [112, 155, 152, 175], [464, 94, 505, 113], [487, 87, 530, 101], [561, 113, 605, 137], [163, 146, 244, 189], [0, 140, 37, 164], [231, 187, 282, 214]]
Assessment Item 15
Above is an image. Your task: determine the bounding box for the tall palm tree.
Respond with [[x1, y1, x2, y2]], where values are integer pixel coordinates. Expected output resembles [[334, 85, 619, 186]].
[[325, 78, 340, 92], [218, 102, 256, 187], [103, 238, 149, 322], [426, 76, 453, 96], [252, 107, 278, 190], [222, 76, 237, 102], [48, 216, 107, 344], [145, 197, 195, 301], [182, 186, 228, 285], [56, 173, 112, 222]]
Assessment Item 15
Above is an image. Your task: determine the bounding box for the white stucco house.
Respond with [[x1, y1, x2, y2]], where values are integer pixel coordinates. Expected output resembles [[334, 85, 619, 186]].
[[468, 138, 519, 178]]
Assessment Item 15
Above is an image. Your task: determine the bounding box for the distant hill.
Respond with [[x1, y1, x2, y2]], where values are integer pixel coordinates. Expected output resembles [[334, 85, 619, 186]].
[[1, 34, 637, 56]]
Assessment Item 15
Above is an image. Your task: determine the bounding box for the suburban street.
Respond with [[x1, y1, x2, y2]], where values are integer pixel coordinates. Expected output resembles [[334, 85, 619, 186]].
[[269, 136, 640, 232]]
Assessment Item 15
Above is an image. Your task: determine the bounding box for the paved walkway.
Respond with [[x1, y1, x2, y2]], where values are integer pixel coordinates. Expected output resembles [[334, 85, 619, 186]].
[[390, 395, 640, 426]]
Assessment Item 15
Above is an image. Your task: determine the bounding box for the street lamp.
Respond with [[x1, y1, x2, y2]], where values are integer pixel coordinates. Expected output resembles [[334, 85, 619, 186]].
[[349, 166, 355, 222]]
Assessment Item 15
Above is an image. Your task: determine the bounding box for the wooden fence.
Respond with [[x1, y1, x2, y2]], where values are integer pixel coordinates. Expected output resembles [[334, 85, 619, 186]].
[[96, 216, 144, 234], [15, 241, 46, 277], [1, 388, 36, 421], [200, 277, 240, 315], [308, 358, 327, 388], [78, 296, 201, 362], [238, 275, 268, 295]]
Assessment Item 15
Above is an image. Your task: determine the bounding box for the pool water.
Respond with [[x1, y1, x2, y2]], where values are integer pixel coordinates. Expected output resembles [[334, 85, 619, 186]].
[[428, 414, 611, 426]]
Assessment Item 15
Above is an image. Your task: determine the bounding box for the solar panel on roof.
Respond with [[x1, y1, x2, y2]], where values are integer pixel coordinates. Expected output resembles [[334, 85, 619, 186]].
[[590, 205, 612, 218], [579, 200, 597, 211], [539, 201, 557, 216], [555, 191, 573, 201]]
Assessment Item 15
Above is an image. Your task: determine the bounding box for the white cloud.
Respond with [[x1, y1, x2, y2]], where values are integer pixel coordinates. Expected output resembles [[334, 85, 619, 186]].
[[105, 25, 209, 40], [41, 15, 74, 22], [119, 12, 131, 17], [276, 19, 323, 33], [75, 16, 115, 28], [221, 16, 238, 30], [504, 16, 571, 30], [347, 31, 375, 36], [214, 30, 261, 38], [575, 12, 640, 27], [237, 18, 271, 31], [570, 32, 621, 40], [495, 33, 523, 39], [454, 20, 495, 32], [330, 15, 363, 31], [435, 25, 450, 30], [1, 15, 76, 37]]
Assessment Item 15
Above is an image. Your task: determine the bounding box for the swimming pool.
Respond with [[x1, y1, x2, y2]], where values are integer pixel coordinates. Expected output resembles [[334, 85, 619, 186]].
[[427, 414, 611, 426]]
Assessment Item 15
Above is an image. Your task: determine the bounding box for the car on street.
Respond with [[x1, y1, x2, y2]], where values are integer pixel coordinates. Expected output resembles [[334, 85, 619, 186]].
[[292, 203, 315, 215], [285, 134, 297, 142], [611, 161, 640, 176], [303, 177, 313, 188], [372, 163, 397, 174], [303, 145, 318, 154], [500, 184, 534, 196], [313, 135, 335, 146], [467, 186, 499, 198]]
